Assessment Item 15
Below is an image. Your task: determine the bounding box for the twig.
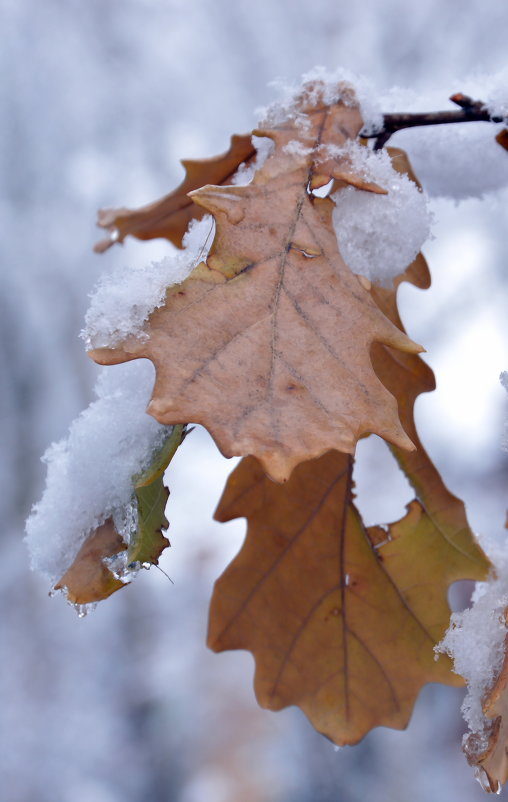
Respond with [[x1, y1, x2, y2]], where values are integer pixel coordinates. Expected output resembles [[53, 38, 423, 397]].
[[367, 94, 505, 150]]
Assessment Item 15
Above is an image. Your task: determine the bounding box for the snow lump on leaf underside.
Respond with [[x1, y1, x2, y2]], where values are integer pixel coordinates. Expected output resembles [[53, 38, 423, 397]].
[[331, 142, 432, 285], [25, 360, 170, 583]]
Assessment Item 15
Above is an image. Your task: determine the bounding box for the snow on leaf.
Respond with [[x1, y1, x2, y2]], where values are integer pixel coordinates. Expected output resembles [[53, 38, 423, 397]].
[[461, 629, 508, 794], [94, 134, 255, 252], [208, 451, 485, 745], [90, 82, 423, 482], [53, 425, 184, 605]]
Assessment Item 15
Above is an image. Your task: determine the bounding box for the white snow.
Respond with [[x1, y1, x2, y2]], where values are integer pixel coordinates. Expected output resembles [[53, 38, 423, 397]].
[[331, 142, 432, 285], [257, 66, 383, 136], [25, 360, 173, 582], [82, 215, 214, 349], [436, 372, 508, 750], [392, 122, 508, 200], [231, 135, 274, 185], [438, 550, 508, 748]]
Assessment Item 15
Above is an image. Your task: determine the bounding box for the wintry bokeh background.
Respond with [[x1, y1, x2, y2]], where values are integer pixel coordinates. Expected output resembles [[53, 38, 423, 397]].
[[2, 1, 508, 800]]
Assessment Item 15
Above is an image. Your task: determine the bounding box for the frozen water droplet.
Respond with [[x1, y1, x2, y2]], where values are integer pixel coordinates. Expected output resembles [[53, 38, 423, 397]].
[[333, 745, 341, 753], [103, 551, 139, 583], [71, 602, 97, 618], [474, 766, 502, 794], [141, 561, 152, 570]]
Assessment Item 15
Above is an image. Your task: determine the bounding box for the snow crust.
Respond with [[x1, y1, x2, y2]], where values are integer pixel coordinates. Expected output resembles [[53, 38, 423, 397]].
[[331, 143, 432, 285], [25, 360, 171, 582], [83, 216, 214, 349]]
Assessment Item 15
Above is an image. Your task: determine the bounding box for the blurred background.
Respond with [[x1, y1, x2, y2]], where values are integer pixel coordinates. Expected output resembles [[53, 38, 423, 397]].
[[2, 1, 508, 800]]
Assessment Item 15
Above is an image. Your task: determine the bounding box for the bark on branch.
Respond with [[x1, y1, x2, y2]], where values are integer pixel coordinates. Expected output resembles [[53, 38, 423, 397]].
[[366, 94, 505, 150]]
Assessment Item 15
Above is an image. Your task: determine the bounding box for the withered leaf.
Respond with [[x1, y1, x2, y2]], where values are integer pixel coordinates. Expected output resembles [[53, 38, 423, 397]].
[[54, 519, 127, 605], [91, 83, 422, 483], [208, 147, 489, 743], [208, 451, 486, 745], [94, 134, 255, 252]]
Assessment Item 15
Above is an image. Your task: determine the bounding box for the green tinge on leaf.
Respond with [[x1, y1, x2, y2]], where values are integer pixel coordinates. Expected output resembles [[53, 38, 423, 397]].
[[134, 424, 185, 487], [128, 476, 170, 565], [128, 424, 185, 566]]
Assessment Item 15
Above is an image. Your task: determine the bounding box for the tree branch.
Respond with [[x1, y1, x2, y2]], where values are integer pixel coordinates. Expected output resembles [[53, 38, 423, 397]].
[[366, 94, 505, 150]]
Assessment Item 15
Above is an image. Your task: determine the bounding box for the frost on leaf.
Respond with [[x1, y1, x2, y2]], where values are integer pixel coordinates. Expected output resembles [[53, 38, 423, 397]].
[[94, 135, 255, 252], [90, 81, 423, 482]]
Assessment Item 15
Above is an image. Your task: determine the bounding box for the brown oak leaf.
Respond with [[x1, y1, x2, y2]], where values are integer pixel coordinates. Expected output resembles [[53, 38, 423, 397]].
[[208, 451, 487, 745], [90, 83, 422, 482], [94, 134, 255, 252], [207, 149, 489, 744]]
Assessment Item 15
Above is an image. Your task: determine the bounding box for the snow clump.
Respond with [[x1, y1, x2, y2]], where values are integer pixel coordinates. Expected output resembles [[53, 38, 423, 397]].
[[257, 65, 383, 136], [437, 550, 508, 751], [331, 142, 432, 285], [25, 360, 171, 582], [83, 215, 214, 349]]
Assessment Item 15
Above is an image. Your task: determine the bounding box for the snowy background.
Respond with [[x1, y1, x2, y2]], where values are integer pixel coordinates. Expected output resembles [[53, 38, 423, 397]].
[[2, 1, 508, 800]]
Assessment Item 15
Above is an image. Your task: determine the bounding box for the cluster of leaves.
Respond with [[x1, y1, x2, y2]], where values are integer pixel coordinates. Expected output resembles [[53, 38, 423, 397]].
[[55, 82, 508, 788]]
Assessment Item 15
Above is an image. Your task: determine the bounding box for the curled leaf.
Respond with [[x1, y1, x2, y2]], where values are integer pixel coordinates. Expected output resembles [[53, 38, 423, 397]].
[[54, 425, 185, 605], [128, 424, 185, 566], [54, 519, 127, 604]]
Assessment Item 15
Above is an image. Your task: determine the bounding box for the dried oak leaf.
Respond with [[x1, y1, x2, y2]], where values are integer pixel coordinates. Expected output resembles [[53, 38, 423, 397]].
[[208, 152, 489, 743], [91, 83, 422, 483], [208, 451, 487, 745], [94, 134, 255, 252], [463, 631, 508, 794], [54, 519, 127, 604]]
